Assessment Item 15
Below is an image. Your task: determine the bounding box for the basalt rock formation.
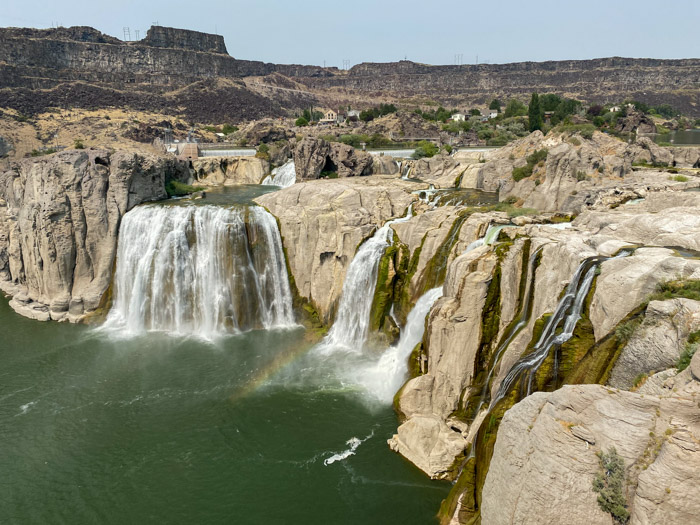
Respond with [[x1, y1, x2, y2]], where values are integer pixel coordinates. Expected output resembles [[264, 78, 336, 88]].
[[292, 136, 374, 179], [1, 25, 699, 122], [0, 149, 189, 321]]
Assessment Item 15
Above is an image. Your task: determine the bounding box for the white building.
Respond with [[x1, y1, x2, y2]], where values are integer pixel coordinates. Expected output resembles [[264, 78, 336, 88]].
[[451, 113, 467, 122]]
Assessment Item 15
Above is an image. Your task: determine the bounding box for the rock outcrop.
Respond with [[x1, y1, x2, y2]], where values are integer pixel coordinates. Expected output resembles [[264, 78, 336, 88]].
[[616, 108, 657, 134], [192, 156, 269, 185], [292, 136, 373, 179], [608, 298, 700, 389], [254, 177, 416, 322], [482, 371, 700, 525], [0, 149, 189, 321]]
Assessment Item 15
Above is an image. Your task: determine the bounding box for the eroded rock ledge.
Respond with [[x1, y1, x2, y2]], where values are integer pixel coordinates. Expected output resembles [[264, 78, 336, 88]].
[[0, 148, 189, 321]]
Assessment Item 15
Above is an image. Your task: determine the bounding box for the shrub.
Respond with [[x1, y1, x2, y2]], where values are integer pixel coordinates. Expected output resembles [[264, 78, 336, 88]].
[[30, 148, 56, 157], [412, 141, 439, 159], [677, 331, 699, 371], [576, 171, 588, 181], [73, 139, 84, 149], [512, 149, 548, 182], [512, 165, 532, 182], [295, 117, 309, 127], [615, 318, 641, 343], [593, 448, 630, 524], [670, 174, 689, 182], [222, 124, 238, 135]]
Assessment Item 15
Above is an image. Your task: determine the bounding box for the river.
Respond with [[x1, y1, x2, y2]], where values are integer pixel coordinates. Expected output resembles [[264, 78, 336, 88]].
[[0, 296, 448, 523], [0, 184, 450, 524]]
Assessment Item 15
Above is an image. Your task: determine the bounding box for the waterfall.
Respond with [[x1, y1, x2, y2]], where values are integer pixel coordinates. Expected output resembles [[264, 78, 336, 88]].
[[473, 247, 542, 413], [490, 252, 630, 407], [103, 204, 295, 337], [318, 207, 413, 353], [353, 287, 443, 402], [463, 223, 510, 254], [262, 160, 296, 188]]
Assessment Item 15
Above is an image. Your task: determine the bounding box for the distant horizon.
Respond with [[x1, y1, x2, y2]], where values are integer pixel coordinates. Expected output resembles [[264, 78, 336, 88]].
[[3, 0, 699, 68]]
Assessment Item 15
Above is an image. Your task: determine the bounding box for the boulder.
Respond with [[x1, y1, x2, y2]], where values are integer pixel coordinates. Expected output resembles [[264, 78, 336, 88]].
[[192, 156, 269, 185], [608, 299, 700, 389], [293, 136, 373, 179], [616, 108, 657, 134]]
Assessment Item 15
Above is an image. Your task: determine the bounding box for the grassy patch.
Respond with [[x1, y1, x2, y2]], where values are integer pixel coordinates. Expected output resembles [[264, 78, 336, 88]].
[[669, 174, 689, 182], [512, 149, 548, 182], [165, 180, 205, 197], [648, 280, 700, 303]]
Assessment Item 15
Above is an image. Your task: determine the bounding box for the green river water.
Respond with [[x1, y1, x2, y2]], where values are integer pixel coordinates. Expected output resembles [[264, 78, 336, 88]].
[[0, 295, 449, 524]]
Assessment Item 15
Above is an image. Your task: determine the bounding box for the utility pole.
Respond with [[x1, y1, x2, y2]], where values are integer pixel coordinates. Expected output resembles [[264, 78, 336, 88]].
[[123, 27, 131, 41]]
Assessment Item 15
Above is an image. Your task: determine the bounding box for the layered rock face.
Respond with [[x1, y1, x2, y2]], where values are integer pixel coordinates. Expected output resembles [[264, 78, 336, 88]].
[[292, 136, 374, 179], [254, 177, 416, 322], [192, 156, 269, 185], [0, 149, 189, 321], [383, 185, 700, 520], [482, 370, 700, 525]]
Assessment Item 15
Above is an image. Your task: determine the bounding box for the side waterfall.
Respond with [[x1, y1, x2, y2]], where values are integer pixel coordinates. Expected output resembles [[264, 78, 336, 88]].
[[319, 207, 412, 353], [463, 223, 510, 254], [262, 160, 296, 188], [354, 287, 443, 402], [103, 205, 295, 337], [490, 251, 629, 407]]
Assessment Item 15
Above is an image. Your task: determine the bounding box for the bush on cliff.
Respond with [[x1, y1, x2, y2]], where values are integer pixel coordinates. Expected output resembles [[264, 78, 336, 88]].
[[592, 448, 630, 524], [512, 149, 548, 181], [295, 117, 309, 127]]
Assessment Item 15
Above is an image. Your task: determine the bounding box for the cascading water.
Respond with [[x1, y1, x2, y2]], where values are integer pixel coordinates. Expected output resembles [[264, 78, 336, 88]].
[[473, 246, 542, 413], [352, 287, 443, 402], [103, 204, 295, 337], [463, 223, 510, 254], [262, 160, 296, 188], [318, 207, 413, 353], [490, 251, 630, 407]]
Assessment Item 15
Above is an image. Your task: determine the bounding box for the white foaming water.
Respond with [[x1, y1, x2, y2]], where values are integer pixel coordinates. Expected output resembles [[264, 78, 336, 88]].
[[103, 205, 295, 337], [544, 222, 572, 230], [323, 432, 374, 466], [351, 287, 443, 402], [463, 223, 510, 254], [317, 207, 412, 354], [262, 160, 296, 188]]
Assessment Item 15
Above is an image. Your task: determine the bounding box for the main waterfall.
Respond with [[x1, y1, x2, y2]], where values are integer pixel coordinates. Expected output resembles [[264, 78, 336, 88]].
[[103, 204, 295, 337]]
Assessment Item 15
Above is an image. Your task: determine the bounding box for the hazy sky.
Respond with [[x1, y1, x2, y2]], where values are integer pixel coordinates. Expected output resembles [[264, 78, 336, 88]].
[[3, 0, 699, 67]]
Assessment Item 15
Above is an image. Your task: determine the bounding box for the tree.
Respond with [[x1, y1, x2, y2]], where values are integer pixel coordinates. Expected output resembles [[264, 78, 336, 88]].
[[295, 117, 309, 127], [528, 93, 543, 132], [470, 109, 481, 116], [504, 98, 527, 118], [489, 99, 502, 112]]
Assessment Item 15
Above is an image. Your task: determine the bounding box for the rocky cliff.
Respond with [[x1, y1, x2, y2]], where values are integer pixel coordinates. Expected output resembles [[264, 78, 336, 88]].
[[0, 149, 189, 321], [1, 25, 698, 122]]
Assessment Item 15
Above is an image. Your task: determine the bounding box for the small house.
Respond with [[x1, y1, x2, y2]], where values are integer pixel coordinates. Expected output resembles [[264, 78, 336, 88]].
[[451, 113, 467, 122], [319, 110, 338, 124]]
